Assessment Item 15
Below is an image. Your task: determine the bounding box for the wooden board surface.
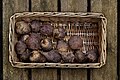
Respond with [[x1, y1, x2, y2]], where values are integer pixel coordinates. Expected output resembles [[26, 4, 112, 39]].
[[31, 0, 58, 80], [32, 0, 57, 11], [60, 0, 88, 80], [3, 0, 29, 80], [90, 0, 117, 80], [61, 0, 87, 12], [3, 0, 118, 80], [118, 1, 120, 79]]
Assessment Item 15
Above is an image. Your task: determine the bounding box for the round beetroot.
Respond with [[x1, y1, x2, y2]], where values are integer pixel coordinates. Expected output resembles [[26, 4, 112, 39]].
[[20, 34, 29, 43], [19, 49, 31, 62], [30, 20, 41, 32], [87, 48, 98, 63], [25, 33, 41, 50], [74, 50, 87, 62], [57, 40, 69, 52], [40, 38, 53, 51], [53, 27, 66, 39], [29, 50, 46, 62], [15, 21, 31, 34], [68, 36, 83, 50], [40, 24, 53, 36], [41, 50, 61, 63], [15, 41, 27, 55], [59, 51, 75, 63]]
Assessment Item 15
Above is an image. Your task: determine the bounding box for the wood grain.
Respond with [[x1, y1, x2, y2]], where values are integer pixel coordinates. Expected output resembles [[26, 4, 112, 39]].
[[90, 0, 117, 80], [3, 0, 29, 80], [31, 0, 58, 80], [31, 0, 57, 11], [61, 0, 87, 80], [31, 68, 57, 80], [61, 0, 87, 12], [61, 69, 87, 80]]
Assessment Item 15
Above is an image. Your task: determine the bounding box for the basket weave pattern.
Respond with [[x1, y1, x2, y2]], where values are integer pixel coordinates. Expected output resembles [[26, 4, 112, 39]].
[[9, 12, 107, 68]]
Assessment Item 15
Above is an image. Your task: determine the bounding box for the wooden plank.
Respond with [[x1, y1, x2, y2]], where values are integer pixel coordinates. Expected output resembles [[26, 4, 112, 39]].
[[31, 0, 58, 80], [61, 69, 88, 80], [118, 1, 120, 79], [0, 0, 2, 79], [31, 0, 57, 11], [90, 0, 117, 80], [3, 0, 29, 80], [61, 0, 87, 80], [31, 69, 57, 80], [61, 0, 87, 12]]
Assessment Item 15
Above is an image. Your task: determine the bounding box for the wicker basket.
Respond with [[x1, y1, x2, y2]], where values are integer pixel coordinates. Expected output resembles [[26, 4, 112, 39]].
[[9, 12, 107, 68]]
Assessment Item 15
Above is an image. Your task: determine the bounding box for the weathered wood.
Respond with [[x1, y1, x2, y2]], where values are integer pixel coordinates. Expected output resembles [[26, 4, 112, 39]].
[[118, 2, 120, 79], [61, 0, 87, 80], [61, 0, 87, 12], [61, 69, 87, 80], [3, 0, 29, 80], [31, 0, 57, 11], [90, 0, 117, 80], [0, 0, 2, 79], [31, 68, 57, 80], [31, 0, 58, 80]]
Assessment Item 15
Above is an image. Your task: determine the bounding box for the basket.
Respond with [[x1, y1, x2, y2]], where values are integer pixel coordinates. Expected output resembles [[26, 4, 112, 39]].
[[9, 12, 107, 68]]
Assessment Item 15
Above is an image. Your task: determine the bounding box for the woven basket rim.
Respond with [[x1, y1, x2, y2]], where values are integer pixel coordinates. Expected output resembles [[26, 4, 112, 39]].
[[9, 12, 107, 68]]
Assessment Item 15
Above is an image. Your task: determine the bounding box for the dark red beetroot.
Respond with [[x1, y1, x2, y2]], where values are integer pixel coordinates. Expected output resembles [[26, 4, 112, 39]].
[[15, 41, 27, 55], [41, 50, 61, 63], [87, 48, 98, 63], [68, 35, 83, 50], [40, 38, 53, 51], [53, 27, 66, 39], [20, 34, 29, 43], [29, 50, 46, 62], [25, 33, 41, 50], [15, 21, 31, 34], [30, 20, 41, 32], [29, 33, 43, 40], [40, 24, 53, 36], [57, 40, 69, 52], [19, 49, 31, 62], [74, 50, 87, 63], [59, 51, 75, 63]]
